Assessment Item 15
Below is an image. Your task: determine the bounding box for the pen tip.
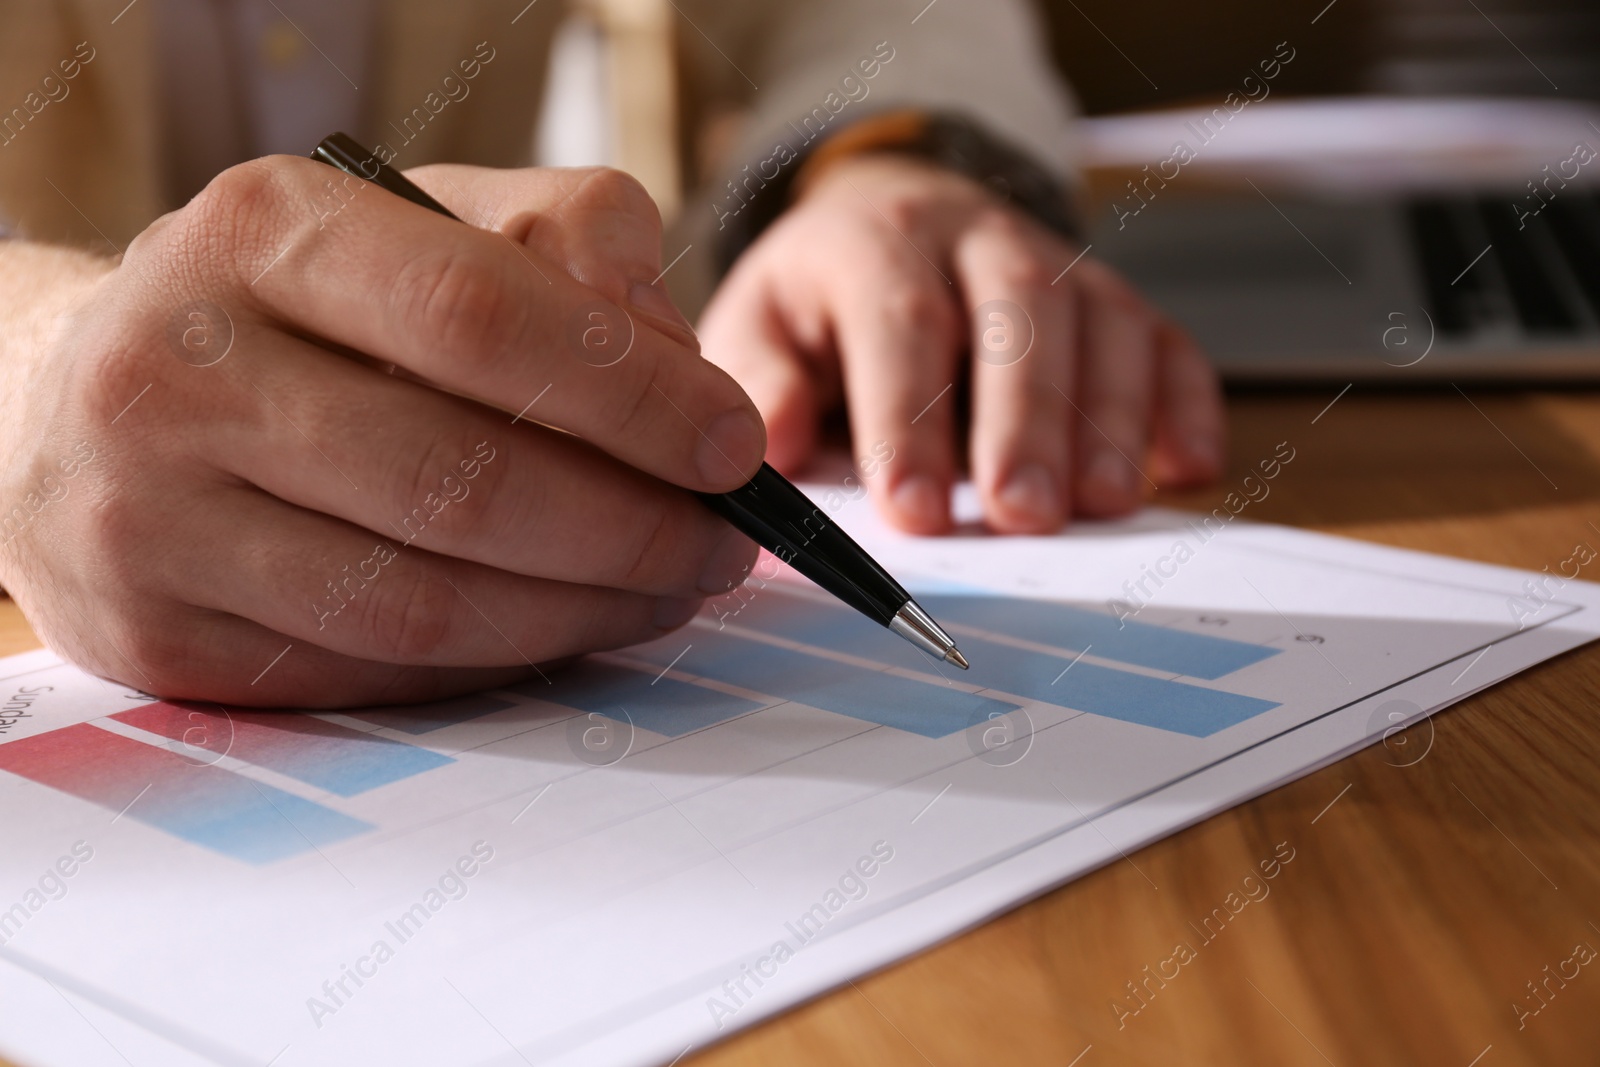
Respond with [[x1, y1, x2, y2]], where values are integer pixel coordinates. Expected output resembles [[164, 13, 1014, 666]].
[[946, 647, 970, 670]]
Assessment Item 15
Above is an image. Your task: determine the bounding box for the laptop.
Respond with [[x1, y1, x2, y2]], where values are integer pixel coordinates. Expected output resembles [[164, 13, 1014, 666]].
[[1081, 99, 1600, 382]]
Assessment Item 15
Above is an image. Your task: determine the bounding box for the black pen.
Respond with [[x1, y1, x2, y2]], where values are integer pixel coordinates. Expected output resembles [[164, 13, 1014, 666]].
[[310, 133, 969, 669]]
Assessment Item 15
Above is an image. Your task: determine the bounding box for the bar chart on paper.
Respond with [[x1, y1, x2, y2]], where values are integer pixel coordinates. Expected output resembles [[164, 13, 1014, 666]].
[[0, 500, 1596, 1067], [0, 704, 458, 862], [0, 587, 1296, 866], [618, 590, 1285, 738]]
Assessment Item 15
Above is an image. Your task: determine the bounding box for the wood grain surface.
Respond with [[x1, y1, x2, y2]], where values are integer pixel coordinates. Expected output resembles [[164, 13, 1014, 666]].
[[3, 390, 1597, 1067]]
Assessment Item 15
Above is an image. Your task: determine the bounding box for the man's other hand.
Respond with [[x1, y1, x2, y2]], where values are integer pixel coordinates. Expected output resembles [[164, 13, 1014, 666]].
[[699, 154, 1224, 534]]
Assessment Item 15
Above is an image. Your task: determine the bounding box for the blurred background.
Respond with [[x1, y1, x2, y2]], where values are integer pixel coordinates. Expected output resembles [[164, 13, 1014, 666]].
[[1041, 0, 1598, 111], [548, 0, 1600, 383], [1039, 0, 1600, 383], [543, 0, 1600, 210]]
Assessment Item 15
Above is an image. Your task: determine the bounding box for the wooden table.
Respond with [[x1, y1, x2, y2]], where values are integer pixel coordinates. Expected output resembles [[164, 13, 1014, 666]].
[[4, 390, 1598, 1067]]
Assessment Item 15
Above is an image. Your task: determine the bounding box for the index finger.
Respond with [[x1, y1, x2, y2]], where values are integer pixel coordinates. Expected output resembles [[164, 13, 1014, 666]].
[[170, 156, 764, 492]]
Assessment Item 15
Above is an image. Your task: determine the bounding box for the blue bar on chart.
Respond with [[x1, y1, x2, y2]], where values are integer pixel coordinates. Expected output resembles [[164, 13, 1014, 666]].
[[945, 636, 1278, 737], [0, 723, 372, 864], [347, 693, 517, 735], [627, 628, 1021, 739], [509, 661, 766, 738], [917, 594, 1279, 680], [746, 593, 937, 666], [113, 703, 454, 797], [747, 589, 1277, 681], [742, 592, 1280, 737]]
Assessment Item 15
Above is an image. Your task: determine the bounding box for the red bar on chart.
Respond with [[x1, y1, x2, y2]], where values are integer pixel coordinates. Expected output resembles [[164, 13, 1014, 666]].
[[0, 722, 371, 863]]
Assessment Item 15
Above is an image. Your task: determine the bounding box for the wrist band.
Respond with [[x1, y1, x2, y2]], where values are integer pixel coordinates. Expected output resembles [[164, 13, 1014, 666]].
[[713, 109, 1080, 273]]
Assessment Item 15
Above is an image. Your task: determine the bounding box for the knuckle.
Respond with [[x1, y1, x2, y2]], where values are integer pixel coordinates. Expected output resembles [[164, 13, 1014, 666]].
[[877, 282, 959, 337], [389, 430, 496, 540], [481, 443, 549, 549], [360, 566, 458, 662], [874, 193, 929, 235], [113, 616, 195, 696], [392, 248, 529, 371], [988, 251, 1054, 296], [195, 159, 281, 219], [1001, 266, 1054, 300], [439, 450, 504, 536], [567, 167, 661, 231], [1084, 265, 1148, 318], [182, 160, 286, 273], [608, 362, 665, 444], [403, 428, 508, 547], [976, 205, 1039, 245]]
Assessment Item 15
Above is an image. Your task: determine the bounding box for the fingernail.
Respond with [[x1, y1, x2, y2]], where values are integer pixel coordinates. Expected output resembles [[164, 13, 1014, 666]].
[[696, 529, 757, 595], [653, 596, 702, 630], [697, 410, 765, 486], [1088, 452, 1136, 496], [891, 474, 947, 530], [998, 463, 1061, 524], [629, 282, 697, 347]]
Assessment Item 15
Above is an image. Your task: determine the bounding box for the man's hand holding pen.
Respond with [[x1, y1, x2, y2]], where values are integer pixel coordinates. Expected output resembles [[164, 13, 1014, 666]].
[[0, 158, 764, 706]]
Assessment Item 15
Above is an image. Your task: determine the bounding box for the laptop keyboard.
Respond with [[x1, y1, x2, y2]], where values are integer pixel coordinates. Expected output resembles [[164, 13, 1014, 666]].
[[1407, 193, 1600, 340], [1544, 199, 1600, 322]]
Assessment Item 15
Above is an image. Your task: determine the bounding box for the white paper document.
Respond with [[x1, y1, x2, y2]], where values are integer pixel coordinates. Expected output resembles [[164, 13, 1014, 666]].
[[0, 485, 1594, 1067]]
